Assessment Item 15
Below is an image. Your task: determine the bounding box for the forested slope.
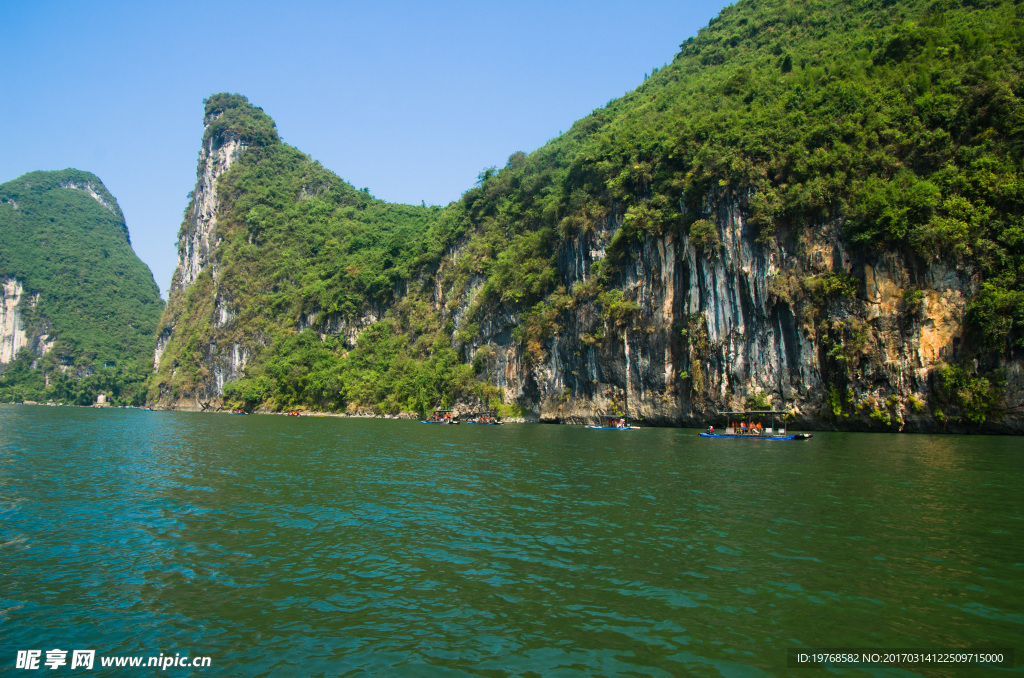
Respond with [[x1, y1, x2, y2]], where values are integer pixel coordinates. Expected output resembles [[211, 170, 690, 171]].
[[154, 0, 1024, 430], [151, 94, 483, 412], [0, 169, 164, 405]]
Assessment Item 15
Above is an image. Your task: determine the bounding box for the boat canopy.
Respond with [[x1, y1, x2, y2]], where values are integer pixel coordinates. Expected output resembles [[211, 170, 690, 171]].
[[720, 410, 789, 418], [597, 414, 630, 425], [716, 410, 792, 436]]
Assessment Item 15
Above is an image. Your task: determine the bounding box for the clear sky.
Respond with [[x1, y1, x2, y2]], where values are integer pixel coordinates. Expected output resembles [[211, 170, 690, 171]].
[[1, 0, 731, 298]]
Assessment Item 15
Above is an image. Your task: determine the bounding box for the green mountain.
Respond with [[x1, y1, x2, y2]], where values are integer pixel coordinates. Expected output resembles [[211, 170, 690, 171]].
[[153, 0, 1023, 431], [0, 169, 164, 405], [150, 94, 465, 411]]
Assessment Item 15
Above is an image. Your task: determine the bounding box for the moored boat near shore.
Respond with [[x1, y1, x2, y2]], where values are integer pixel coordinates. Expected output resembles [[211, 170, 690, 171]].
[[700, 410, 812, 440], [466, 411, 502, 425], [589, 415, 635, 430], [422, 409, 458, 425]]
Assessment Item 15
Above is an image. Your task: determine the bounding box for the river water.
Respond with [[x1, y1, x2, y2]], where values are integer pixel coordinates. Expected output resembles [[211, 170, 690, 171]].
[[0, 405, 1020, 676]]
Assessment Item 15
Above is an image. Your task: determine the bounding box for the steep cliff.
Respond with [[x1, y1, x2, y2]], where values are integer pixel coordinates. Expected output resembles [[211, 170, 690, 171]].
[[450, 190, 1019, 431], [424, 0, 1024, 432], [151, 95, 266, 401], [153, 0, 1023, 431], [0, 169, 164, 404], [150, 94, 450, 410], [1, 279, 29, 364]]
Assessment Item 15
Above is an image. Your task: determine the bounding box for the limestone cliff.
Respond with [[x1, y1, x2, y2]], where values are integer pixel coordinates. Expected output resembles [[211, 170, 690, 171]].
[[151, 94, 278, 409], [151, 107, 251, 404], [442, 190, 1023, 433], [152, 0, 1023, 431], [172, 117, 248, 293], [0, 278, 28, 365]]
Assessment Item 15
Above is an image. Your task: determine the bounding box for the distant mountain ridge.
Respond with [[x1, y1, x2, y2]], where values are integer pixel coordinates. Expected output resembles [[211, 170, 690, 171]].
[[153, 0, 1023, 431], [0, 169, 164, 405]]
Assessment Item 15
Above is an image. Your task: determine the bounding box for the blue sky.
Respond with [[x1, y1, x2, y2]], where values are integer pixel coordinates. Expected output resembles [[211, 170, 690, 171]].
[[2, 0, 732, 297]]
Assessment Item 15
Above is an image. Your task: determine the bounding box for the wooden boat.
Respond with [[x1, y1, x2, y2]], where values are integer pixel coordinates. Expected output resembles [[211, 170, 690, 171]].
[[700, 410, 812, 440], [421, 409, 459, 425], [466, 410, 502, 425], [589, 415, 635, 430]]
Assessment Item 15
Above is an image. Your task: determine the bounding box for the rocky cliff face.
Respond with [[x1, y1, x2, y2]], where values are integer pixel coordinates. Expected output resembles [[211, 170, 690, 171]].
[[152, 103, 257, 409], [0, 278, 27, 365], [172, 116, 247, 294], [443, 191, 1022, 432], [0, 279, 56, 374], [153, 88, 1021, 431], [154, 113, 1022, 429]]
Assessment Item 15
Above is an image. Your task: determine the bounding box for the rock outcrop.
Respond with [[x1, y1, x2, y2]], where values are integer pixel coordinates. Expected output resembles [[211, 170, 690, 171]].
[[0, 278, 27, 365], [152, 95, 276, 408], [172, 119, 247, 293], [444, 190, 1022, 432]]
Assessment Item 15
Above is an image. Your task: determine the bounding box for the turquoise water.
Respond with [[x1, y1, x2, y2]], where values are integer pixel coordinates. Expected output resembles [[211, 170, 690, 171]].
[[0, 405, 1020, 676]]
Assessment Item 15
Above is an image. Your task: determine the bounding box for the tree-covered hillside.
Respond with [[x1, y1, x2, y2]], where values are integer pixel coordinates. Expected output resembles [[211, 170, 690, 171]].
[[428, 0, 1022, 426], [159, 0, 1023, 428], [152, 94, 489, 413], [441, 0, 1023, 353], [0, 169, 164, 404]]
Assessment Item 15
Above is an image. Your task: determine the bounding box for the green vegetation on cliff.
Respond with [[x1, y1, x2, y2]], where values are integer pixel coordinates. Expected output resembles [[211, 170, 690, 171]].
[[158, 0, 1023, 422], [0, 169, 164, 404], [152, 95, 482, 411], [443, 0, 1023, 353], [221, 299, 486, 414], [433, 0, 1023, 425]]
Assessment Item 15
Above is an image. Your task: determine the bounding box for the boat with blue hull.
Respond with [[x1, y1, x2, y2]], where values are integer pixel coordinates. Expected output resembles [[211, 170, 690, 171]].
[[700, 431, 812, 440], [702, 410, 812, 440]]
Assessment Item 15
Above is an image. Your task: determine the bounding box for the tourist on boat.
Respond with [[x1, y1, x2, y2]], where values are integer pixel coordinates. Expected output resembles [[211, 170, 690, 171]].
[[741, 421, 747, 433], [708, 426, 715, 434]]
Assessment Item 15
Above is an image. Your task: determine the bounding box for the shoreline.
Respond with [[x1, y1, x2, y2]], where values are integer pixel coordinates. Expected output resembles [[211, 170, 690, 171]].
[[5, 401, 1023, 434]]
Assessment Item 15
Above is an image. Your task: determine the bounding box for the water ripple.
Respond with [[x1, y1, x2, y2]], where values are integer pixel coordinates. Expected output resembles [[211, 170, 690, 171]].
[[0, 407, 1021, 675]]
